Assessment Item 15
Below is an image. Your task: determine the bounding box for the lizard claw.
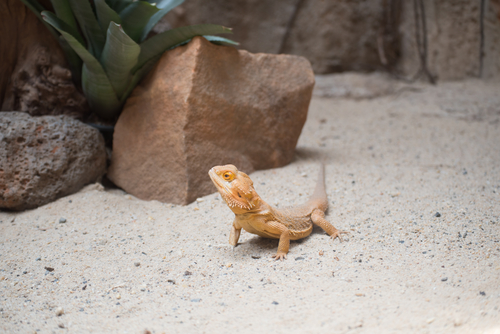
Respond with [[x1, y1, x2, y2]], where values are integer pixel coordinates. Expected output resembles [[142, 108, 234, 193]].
[[272, 252, 287, 261], [331, 230, 349, 242]]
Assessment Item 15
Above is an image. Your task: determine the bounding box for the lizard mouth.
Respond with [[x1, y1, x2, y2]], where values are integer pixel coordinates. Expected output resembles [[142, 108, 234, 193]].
[[209, 168, 253, 210]]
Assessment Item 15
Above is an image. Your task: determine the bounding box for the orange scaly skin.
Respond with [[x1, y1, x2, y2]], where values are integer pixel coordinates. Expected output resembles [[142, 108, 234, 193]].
[[208, 165, 347, 260]]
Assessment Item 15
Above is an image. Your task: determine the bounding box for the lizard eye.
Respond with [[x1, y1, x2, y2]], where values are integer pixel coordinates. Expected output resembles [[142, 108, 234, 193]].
[[223, 172, 233, 181]]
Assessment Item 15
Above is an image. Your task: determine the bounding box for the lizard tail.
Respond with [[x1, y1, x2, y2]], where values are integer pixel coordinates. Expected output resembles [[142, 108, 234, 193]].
[[306, 164, 328, 212]]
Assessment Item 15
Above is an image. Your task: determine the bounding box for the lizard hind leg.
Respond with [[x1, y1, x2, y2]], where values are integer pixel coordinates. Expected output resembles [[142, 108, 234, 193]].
[[311, 209, 348, 242]]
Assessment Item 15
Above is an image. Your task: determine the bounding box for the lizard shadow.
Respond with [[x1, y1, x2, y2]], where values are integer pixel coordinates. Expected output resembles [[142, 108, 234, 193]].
[[240, 225, 326, 254]]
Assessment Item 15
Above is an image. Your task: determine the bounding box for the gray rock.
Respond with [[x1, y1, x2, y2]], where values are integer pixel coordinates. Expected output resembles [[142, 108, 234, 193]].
[[108, 37, 314, 205], [0, 112, 106, 211]]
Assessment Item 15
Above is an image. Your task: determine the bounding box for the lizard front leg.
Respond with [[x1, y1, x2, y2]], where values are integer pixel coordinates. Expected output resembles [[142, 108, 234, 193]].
[[311, 209, 348, 242], [265, 221, 290, 261], [229, 219, 242, 246]]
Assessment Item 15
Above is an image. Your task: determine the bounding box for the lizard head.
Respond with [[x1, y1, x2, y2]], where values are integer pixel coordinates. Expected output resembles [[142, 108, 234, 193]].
[[209, 164, 260, 214]]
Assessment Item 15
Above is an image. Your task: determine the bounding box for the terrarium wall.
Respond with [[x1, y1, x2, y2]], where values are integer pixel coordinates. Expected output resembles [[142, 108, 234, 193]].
[[162, 0, 500, 80]]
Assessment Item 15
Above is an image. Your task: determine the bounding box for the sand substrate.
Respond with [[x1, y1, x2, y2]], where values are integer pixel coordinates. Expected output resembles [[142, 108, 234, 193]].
[[1, 76, 499, 333]]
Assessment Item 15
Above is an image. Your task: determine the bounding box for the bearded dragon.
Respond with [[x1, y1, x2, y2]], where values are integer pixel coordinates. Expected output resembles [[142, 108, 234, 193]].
[[208, 164, 347, 260]]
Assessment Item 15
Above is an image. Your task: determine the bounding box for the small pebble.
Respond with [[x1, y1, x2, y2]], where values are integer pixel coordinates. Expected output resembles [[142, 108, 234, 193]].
[[58, 323, 65, 329], [441, 277, 448, 282], [184, 271, 192, 276], [116, 294, 121, 300], [35, 257, 41, 261], [251, 255, 261, 259], [134, 262, 140, 267], [319, 251, 324, 256], [272, 301, 279, 305], [45, 267, 54, 272], [295, 257, 305, 261], [59, 218, 67, 224], [479, 291, 486, 296], [434, 212, 441, 218], [55, 307, 64, 316], [191, 298, 201, 302]]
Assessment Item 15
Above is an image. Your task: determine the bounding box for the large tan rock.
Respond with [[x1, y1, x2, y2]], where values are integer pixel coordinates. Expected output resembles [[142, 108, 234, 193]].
[[108, 36, 314, 205]]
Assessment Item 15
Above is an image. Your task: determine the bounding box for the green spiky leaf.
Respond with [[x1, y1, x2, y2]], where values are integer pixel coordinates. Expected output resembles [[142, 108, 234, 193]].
[[106, 0, 134, 13], [50, 0, 79, 33], [100, 22, 140, 100], [140, 0, 184, 42], [203, 35, 240, 46], [41, 11, 85, 45], [120, 1, 160, 43], [95, 0, 122, 33], [42, 11, 120, 119], [67, 0, 105, 58], [81, 64, 122, 118]]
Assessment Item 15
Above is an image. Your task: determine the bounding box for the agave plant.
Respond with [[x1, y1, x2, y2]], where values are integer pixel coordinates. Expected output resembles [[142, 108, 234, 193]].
[[20, 0, 237, 119]]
